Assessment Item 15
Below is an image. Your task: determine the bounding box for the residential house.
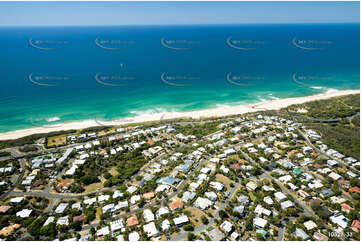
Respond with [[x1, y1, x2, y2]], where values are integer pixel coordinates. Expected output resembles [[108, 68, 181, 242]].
[[143, 222, 159, 237], [220, 221, 234, 234], [173, 215, 189, 226], [126, 215, 139, 227], [294, 228, 310, 240], [254, 217, 268, 228], [16, 209, 32, 218], [143, 209, 155, 223], [304, 220, 318, 231]]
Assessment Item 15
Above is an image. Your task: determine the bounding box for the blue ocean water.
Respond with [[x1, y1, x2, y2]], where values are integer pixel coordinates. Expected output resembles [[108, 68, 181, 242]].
[[0, 24, 359, 133]]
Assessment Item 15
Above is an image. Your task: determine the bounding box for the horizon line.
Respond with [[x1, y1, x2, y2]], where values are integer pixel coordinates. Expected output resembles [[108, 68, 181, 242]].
[[0, 22, 359, 28]]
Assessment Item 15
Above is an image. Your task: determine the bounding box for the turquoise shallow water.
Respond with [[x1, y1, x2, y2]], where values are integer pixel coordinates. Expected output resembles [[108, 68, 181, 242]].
[[0, 24, 359, 133]]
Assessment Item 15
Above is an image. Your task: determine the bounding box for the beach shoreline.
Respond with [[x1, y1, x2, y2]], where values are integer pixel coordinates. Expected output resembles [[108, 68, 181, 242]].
[[0, 89, 359, 141]]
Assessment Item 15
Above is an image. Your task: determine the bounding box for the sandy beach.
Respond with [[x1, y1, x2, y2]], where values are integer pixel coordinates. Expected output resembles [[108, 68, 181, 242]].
[[0, 89, 359, 141]]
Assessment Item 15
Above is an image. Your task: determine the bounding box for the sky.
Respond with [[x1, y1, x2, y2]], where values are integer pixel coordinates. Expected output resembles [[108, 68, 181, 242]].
[[0, 1, 359, 26]]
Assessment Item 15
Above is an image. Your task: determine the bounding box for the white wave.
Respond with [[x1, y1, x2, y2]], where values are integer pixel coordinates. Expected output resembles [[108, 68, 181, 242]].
[[311, 86, 324, 89], [130, 107, 169, 116], [46, 117, 60, 122], [325, 88, 340, 94], [215, 104, 231, 108], [268, 94, 280, 100], [256, 95, 268, 102]]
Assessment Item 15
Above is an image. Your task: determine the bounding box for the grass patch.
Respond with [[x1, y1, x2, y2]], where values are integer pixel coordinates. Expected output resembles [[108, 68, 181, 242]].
[[47, 135, 67, 147], [215, 174, 233, 191], [185, 206, 209, 227]]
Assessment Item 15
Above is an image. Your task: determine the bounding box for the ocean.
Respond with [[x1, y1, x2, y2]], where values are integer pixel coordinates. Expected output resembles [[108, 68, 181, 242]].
[[0, 23, 359, 133]]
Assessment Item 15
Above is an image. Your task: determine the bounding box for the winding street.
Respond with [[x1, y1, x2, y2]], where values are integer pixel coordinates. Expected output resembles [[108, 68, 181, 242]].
[[297, 128, 358, 174], [0, 158, 26, 200]]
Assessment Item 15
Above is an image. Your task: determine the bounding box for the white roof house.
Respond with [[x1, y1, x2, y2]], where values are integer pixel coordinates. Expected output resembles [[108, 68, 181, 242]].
[[263, 196, 274, 205], [96, 226, 110, 237], [57, 216, 69, 226], [43, 216, 55, 226], [205, 191, 218, 201], [110, 219, 124, 232], [328, 172, 342, 181], [220, 165, 229, 174], [55, 203, 68, 214], [233, 205, 244, 214], [279, 175, 293, 183], [220, 221, 233, 233], [224, 148, 236, 155], [156, 207, 170, 218], [281, 200, 294, 209], [201, 167, 211, 174], [254, 205, 271, 216], [155, 184, 170, 193], [274, 192, 287, 202], [210, 181, 224, 191], [143, 222, 159, 237], [231, 232, 240, 240], [130, 195, 141, 205], [173, 215, 189, 226], [161, 219, 171, 232], [84, 197, 97, 206], [210, 158, 219, 163], [194, 197, 213, 210], [190, 182, 200, 191], [10, 197, 24, 204], [113, 190, 123, 199], [16, 209, 32, 218], [246, 181, 258, 191], [128, 232, 140, 241], [262, 185, 275, 192], [117, 201, 129, 209], [304, 220, 318, 231], [254, 217, 268, 228], [182, 191, 196, 202], [330, 214, 348, 229], [127, 186, 137, 194], [327, 160, 338, 167], [143, 209, 155, 223], [98, 195, 110, 203], [102, 203, 115, 214]]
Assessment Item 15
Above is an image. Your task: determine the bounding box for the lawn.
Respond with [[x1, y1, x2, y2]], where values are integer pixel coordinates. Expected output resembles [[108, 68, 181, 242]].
[[47, 135, 67, 147], [109, 167, 119, 176], [215, 174, 233, 191], [84, 178, 105, 193], [185, 206, 209, 227]]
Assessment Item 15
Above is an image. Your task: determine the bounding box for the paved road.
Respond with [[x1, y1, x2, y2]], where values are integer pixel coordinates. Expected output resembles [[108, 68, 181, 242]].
[[170, 165, 242, 241], [239, 148, 313, 217], [0, 158, 26, 200], [239, 147, 345, 240], [297, 128, 358, 173]]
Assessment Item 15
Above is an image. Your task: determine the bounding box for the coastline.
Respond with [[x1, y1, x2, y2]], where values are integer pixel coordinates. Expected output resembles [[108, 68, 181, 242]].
[[0, 89, 359, 141]]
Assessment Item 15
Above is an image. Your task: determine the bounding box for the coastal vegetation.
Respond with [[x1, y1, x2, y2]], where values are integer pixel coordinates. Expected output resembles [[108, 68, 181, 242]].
[[280, 94, 360, 159], [286, 94, 359, 120], [0, 130, 77, 149]]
